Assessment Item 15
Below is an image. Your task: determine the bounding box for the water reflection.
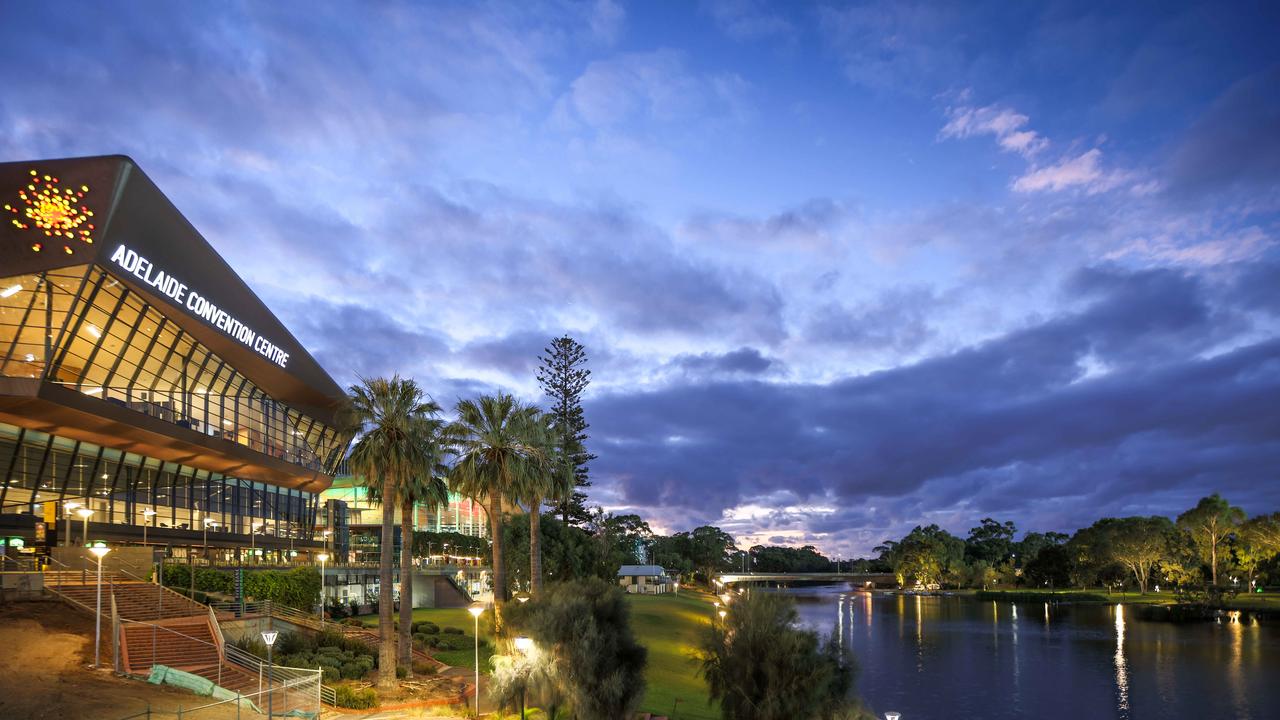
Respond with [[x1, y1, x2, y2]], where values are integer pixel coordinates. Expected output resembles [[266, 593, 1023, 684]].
[[1114, 604, 1129, 719], [787, 587, 1278, 720]]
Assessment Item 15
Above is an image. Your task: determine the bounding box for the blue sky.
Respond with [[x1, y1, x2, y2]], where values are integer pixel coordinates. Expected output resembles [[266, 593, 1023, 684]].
[[3, 1, 1278, 556]]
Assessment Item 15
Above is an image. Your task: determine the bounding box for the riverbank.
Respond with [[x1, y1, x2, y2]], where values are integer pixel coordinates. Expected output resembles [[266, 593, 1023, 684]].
[[966, 588, 1280, 614]]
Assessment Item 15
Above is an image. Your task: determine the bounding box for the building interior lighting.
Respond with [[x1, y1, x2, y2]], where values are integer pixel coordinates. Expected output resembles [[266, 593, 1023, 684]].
[[0, 284, 21, 298], [85, 324, 101, 339]]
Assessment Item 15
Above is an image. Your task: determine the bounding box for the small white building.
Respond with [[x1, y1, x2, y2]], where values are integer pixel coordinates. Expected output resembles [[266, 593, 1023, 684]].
[[617, 564, 673, 594]]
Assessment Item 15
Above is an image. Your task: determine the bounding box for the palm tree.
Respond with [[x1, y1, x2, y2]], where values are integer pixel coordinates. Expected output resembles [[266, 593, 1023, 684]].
[[396, 419, 449, 671], [346, 376, 438, 690], [513, 411, 571, 596], [448, 393, 543, 632]]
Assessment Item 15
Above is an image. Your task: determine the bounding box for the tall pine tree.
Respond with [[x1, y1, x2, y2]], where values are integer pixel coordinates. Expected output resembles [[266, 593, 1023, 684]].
[[537, 335, 596, 526]]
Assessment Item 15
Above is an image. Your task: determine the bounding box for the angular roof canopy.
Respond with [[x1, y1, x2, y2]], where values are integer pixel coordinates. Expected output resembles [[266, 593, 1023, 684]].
[[0, 154, 346, 425]]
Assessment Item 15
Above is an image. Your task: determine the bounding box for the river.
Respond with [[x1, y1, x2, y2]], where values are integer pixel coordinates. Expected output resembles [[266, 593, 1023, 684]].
[[782, 586, 1279, 720]]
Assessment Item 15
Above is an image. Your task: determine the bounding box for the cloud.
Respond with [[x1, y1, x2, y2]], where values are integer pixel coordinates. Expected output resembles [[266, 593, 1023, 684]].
[[668, 347, 778, 377], [805, 287, 940, 353], [1013, 148, 1131, 194], [940, 103, 1048, 158], [587, 263, 1280, 553], [555, 50, 748, 129], [589, 0, 626, 44], [701, 0, 797, 42], [1167, 67, 1280, 198]]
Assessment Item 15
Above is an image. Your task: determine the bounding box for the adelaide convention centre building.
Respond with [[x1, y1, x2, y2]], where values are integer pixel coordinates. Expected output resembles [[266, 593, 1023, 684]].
[[0, 155, 353, 566]]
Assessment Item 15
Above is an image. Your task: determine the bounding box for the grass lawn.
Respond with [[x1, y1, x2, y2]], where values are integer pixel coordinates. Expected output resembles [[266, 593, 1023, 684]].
[[626, 589, 719, 720], [348, 591, 725, 720], [353, 607, 494, 671]]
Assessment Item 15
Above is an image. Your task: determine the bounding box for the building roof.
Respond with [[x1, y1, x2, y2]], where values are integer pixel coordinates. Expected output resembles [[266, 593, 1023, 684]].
[[617, 565, 666, 577], [0, 155, 347, 422]]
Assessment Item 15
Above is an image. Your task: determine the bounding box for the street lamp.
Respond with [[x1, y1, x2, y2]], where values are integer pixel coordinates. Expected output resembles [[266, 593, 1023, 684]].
[[513, 636, 534, 720], [467, 603, 484, 717], [317, 553, 329, 615], [76, 507, 94, 546], [885, 713, 901, 720], [262, 630, 278, 718], [142, 508, 156, 546], [88, 544, 110, 668]]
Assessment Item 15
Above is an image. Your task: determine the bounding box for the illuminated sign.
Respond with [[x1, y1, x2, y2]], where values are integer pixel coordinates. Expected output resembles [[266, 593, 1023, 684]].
[[109, 243, 291, 368]]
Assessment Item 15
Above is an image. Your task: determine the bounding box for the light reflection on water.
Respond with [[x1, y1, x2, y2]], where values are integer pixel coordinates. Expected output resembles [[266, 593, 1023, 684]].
[[783, 586, 1278, 720], [1115, 604, 1129, 719]]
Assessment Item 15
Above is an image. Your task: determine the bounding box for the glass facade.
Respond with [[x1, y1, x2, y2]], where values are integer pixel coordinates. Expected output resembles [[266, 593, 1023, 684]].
[[0, 263, 348, 552], [0, 265, 346, 473], [0, 422, 316, 539]]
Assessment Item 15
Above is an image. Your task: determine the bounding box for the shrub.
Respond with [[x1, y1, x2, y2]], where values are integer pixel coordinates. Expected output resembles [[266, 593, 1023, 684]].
[[333, 685, 378, 710], [442, 626, 464, 635], [277, 631, 310, 656], [233, 635, 268, 661], [340, 661, 367, 680], [396, 664, 409, 679], [321, 666, 340, 683], [411, 660, 436, 676], [340, 618, 364, 627], [412, 621, 439, 634]]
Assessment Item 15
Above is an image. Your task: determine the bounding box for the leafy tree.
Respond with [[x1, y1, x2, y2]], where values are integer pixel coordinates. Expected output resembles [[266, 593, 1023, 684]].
[[1023, 545, 1072, 589], [505, 578, 648, 720], [749, 544, 834, 573], [1234, 513, 1280, 587], [1091, 517, 1174, 593], [1177, 493, 1246, 586], [537, 336, 597, 526], [699, 591, 860, 720], [688, 526, 739, 582], [651, 533, 695, 579], [889, 525, 965, 588], [449, 393, 544, 632], [1014, 531, 1069, 565], [965, 518, 1017, 567], [502, 511, 606, 591], [347, 376, 440, 689]]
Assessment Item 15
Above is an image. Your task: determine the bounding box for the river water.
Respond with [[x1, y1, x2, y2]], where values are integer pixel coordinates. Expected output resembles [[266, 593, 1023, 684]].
[[783, 586, 1279, 720]]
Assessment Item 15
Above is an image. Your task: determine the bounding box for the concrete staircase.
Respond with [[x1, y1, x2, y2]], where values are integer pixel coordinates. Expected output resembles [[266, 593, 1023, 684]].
[[51, 580, 207, 621], [119, 617, 220, 672]]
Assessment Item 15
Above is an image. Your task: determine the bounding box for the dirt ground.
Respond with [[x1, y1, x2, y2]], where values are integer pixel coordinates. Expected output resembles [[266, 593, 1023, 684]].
[[0, 600, 241, 720]]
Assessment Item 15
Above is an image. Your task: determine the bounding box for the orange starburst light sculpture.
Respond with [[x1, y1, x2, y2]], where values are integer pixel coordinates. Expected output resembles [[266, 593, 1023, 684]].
[[4, 169, 95, 254]]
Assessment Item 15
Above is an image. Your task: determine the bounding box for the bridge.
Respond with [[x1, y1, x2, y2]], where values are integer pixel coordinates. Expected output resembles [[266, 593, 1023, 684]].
[[717, 572, 896, 587]]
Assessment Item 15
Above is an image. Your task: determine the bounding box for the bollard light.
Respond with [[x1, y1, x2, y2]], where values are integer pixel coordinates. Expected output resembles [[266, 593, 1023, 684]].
[[467, 603, 484, 716], [262, 630, 278, 718]]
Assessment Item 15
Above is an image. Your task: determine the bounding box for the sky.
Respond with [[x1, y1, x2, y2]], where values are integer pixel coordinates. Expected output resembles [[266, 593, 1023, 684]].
[[2, 1, 1278, 557]]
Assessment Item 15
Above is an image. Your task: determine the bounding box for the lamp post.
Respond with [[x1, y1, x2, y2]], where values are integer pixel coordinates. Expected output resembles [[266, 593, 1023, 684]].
[[142, 508, 156, 546], [443, 543, 450, 564], [88, 544, 110, 668], [885, 713, 902, 720], [76, 507, 94, 547], [468, 603, 484, 717], [513, 635, 534, 720], [317, 553, 329, 616], [262, 630, 278, 718]]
